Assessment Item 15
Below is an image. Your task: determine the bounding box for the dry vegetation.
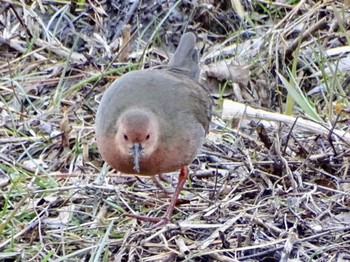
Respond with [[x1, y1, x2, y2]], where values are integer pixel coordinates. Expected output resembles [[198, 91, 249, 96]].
[[1, 0, 350, 261]]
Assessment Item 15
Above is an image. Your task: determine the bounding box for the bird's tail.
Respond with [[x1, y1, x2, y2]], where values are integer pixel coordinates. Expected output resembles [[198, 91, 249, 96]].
[[167, 32, 200, 80]]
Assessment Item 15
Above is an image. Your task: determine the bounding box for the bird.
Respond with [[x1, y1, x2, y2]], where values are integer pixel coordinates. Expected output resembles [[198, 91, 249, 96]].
[[95, 32, 212, 226]]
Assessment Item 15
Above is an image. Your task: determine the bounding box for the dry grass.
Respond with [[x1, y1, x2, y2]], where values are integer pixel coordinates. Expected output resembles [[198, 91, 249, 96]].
[[1, 0, 350, 261]]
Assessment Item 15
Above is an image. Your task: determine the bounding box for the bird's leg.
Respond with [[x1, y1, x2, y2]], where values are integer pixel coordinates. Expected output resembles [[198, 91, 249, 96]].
[[125, 166, 188, 227], [161, 166, 188, 222]]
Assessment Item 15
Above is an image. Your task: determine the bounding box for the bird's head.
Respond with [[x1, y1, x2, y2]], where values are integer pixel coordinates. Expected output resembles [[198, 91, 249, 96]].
[[115, 108, 160, 173]]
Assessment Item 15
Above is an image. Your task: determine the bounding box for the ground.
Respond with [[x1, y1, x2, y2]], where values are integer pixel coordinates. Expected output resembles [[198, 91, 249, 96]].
[[1, 0, 350, 261]]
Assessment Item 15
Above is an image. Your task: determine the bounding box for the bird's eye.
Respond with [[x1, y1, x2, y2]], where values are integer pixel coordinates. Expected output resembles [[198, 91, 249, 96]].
[[146, 134, 150, 140], [124, 134, 128, 140]]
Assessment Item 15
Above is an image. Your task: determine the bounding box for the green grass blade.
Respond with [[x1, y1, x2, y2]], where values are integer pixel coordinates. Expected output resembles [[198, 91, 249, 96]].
[[277, 71, 323, 122]]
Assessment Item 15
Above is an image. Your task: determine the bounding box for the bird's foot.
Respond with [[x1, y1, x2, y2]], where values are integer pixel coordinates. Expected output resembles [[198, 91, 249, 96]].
[[125, 167, 188, 229], [125, 213, 170, 229]]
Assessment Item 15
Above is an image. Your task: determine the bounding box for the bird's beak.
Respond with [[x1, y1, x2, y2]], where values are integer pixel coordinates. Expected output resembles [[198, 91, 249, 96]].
[[131, 143, 142, 173]]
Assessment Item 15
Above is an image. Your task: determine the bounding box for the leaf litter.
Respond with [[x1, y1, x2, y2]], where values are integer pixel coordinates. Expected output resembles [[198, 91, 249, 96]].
[[1, 1, 350, 261]]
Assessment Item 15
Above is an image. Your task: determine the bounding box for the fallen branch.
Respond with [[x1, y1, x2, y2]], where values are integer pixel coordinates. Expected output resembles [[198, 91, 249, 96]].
[[222, 100, 350, 144]]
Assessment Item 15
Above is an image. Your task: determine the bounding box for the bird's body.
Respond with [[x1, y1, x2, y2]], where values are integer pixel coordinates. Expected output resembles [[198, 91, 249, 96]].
[[96, 69, 210, 175], [95, 32, 212, 226]]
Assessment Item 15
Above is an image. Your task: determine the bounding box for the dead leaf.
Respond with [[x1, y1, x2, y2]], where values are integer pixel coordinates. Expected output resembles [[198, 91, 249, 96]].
[[118, 24, 132, 62], [60, 108, 71, 148], [200, 60, 250, 97]]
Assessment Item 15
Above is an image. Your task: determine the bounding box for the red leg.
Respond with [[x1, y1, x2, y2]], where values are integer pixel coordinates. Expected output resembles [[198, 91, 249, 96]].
[[125, 166, 188, 228]]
